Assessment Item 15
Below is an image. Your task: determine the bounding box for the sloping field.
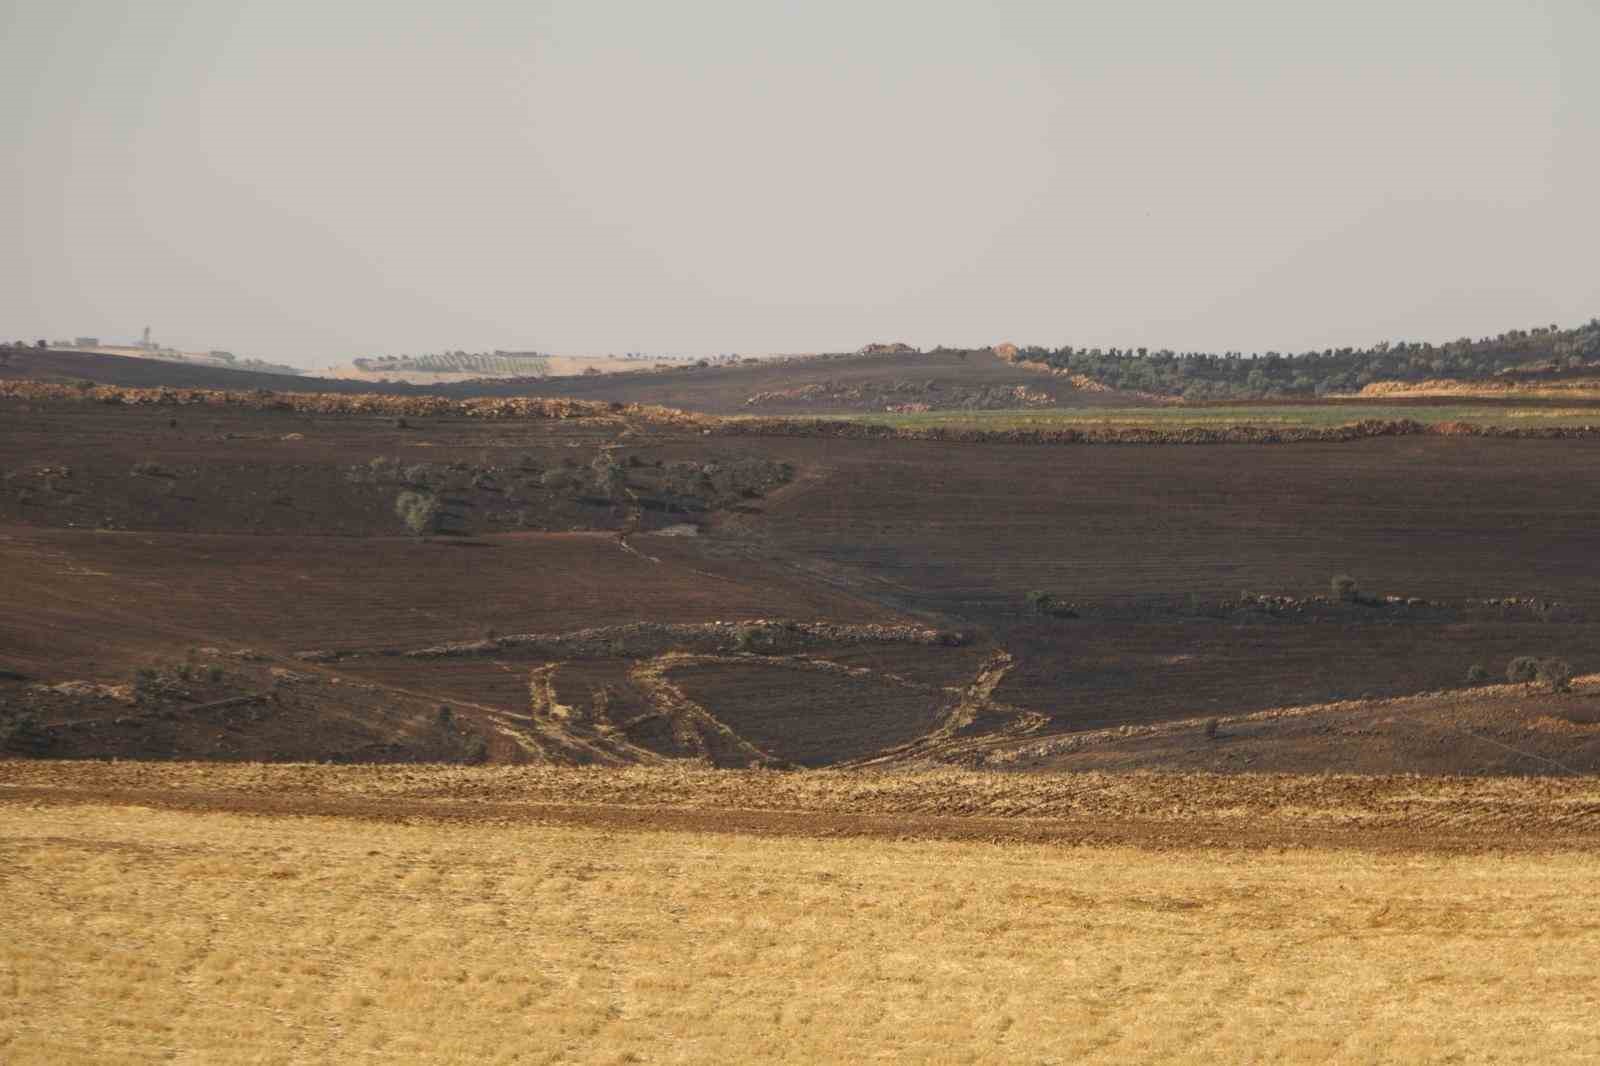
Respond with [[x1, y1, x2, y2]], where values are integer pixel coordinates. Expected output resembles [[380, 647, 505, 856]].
[[0, 528, 894, 674], [0, 526, 968, 765], [722, 433, 1600, 726], [4, 764, 1600, 1063], [990, 677, 1600, 776], [685, 434, 1600, 613]]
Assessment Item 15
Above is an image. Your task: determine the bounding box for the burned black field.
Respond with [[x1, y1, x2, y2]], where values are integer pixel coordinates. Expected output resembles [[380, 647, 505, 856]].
[[1, 386, 1597, 772]]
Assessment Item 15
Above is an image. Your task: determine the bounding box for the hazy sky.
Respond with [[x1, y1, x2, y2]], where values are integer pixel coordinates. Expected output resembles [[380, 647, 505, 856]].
[[4, 1, 1597, 367]]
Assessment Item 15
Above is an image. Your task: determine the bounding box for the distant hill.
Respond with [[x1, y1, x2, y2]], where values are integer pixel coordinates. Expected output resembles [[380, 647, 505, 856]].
[[477, 347, 1151, 414], [0, 345, 1151, 413], [0, 347, 421, 394], [17, 317, 1599, 412]]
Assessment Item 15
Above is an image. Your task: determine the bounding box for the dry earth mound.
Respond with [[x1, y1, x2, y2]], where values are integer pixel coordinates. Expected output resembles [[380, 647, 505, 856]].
[[0, 378, 709, 425]]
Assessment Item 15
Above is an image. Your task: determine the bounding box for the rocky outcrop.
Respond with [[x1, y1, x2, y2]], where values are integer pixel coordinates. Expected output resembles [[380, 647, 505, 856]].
[[0, 381, 710, 426]]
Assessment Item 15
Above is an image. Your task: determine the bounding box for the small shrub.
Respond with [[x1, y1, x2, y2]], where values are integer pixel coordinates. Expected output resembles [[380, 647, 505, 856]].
[[358, 456, 402, 484], [1537, 658, 1575, 693], [437, 704, 453, 725], [1465, 664, 1490, 685], [130, 461, 174, 478], [0, 710, 43, 752], [1331, 575, 1359, 602], [1025, 590, 1077, 619], [1506, 656, 1542, 684], [1203, 717, 1220, 740], [132, 665, 186, 703], [394, 490, 441, 536], [591, 453, 626, 497]]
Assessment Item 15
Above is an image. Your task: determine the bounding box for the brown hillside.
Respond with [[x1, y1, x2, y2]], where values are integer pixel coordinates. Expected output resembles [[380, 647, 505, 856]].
[[518, 347, 1154, 413]]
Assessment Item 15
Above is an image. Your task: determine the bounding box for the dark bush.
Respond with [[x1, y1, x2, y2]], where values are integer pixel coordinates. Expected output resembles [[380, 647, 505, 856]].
[[1026, 590, 1078, 619], [1330, 575, 1359, 602], [1537, 658, 1575, 693], [132, 665, 188, 703], [1465, 664, 1490, 685], [0, 710, 44, 752], [591, 453, 626, 497], [1506, 656, 1542, 684]]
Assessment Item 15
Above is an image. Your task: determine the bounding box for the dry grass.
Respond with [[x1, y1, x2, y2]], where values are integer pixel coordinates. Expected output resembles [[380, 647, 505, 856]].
[[5, 797, 1600, 1064]]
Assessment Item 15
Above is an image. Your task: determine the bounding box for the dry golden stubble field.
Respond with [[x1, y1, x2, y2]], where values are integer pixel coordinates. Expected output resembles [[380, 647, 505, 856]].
[[5, 764, 1600, 1063], [3, 798, 1600, 1064]]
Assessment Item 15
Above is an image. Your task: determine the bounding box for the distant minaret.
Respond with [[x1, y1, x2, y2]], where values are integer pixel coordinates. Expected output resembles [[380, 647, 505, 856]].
[[141, 326, 152, 350]]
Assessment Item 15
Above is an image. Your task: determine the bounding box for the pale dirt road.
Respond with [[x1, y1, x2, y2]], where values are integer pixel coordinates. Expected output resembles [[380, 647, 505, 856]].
[[6, 761, 1600, 854]]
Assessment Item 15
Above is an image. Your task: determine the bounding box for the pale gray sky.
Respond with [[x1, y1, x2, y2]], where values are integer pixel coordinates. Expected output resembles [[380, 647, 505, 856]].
[[4, 0, 1596, 367]]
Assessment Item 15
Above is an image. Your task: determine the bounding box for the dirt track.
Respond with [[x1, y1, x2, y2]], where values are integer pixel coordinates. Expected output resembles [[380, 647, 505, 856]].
[[6, 761, 1600, 854]]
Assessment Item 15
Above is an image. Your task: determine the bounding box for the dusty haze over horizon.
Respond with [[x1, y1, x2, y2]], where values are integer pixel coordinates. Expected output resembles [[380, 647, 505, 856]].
[[4, 0, 1597, 368]]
